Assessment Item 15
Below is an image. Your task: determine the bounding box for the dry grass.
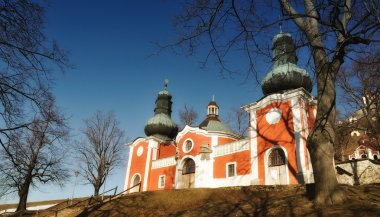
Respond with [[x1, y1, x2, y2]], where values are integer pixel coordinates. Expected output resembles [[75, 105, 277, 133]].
[[73, 184, 380, 217]]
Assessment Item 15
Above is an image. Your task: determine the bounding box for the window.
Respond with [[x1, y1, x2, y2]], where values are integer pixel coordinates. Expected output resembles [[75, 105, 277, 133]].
[[182, 158, 195, 174], [183, 140, 193, 153], [226, 162, 236, 177], [158, 175, 165, 188], [374, 155, 378, 160], [268, 148, 286, 167], [361, 154, 367, 159]]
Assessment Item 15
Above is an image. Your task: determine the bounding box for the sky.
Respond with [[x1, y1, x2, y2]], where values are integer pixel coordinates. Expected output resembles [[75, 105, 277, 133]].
[[0, 0, 265, 204], [0, 1, 319, 204]]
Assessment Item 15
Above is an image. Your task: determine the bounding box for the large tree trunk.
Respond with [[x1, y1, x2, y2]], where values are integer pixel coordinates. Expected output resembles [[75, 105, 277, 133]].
[[16, 174, 33, 211], [308, 59, 345, 205]]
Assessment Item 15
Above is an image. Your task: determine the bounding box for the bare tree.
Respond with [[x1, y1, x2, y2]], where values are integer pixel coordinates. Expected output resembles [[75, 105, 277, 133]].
[[0, 98, 69, 211], [0, 0, 68, 135], [227, 107, 248, 138], [337, 50, 380, 140], [179, 104, 198, 128], [77, 111, 125, 196], [169, 0, 380, 205]]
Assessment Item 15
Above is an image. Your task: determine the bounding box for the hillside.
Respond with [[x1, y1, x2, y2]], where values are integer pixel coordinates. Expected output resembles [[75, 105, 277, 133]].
[[75, 184, 380, 217]]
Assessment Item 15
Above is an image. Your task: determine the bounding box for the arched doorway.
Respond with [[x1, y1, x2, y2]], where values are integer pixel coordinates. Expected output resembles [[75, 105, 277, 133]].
[[266, 148, 287, 185], [130, 174, 141, 193], [180, 158, 196, 188]]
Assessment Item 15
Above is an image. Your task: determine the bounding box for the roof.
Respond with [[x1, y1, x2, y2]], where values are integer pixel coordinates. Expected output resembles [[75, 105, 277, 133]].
[[199, 116, 232, 133], [208, 101, 218, 107]]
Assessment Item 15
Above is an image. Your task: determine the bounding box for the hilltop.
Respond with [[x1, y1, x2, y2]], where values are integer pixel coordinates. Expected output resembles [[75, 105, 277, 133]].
[[75, 184, 380, 217]]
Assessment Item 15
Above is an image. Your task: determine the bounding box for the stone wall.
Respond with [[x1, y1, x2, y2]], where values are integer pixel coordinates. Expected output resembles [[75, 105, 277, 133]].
[[336, 159, 380, 185]]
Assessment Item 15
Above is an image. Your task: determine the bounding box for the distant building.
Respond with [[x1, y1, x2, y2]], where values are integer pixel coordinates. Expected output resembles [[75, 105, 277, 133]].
[[123, 31, 317, 192], [348, 134, 379, 160]]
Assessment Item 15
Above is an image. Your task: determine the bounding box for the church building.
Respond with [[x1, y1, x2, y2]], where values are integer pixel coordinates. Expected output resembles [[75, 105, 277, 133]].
[[123, 31, 317, 193]]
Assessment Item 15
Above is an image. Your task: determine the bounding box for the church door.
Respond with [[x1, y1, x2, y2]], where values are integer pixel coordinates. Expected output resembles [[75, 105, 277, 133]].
[[181, 158, 196, 188], [267, 148, 287, 185], [130, 174, 141, 193]]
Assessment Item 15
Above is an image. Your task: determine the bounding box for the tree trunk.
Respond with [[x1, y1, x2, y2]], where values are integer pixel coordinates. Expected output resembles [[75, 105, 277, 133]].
[[308, 61, 345, 205], [16, 174, 33, 211], [94, 180, 101, 196]]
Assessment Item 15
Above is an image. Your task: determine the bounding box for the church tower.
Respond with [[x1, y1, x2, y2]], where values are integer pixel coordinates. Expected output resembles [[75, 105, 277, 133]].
[[243, 31, 316, 185], [144, 80, 178, 142]]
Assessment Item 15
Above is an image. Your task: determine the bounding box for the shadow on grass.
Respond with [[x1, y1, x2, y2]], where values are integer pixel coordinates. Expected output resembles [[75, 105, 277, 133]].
[[76, 185, 380, 217]]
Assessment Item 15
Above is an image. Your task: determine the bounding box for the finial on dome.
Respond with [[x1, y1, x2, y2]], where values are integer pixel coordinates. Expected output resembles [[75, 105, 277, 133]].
[[164, 79, 169, 89], [278, 14, 283, 33], [212, 94, 215, 101]]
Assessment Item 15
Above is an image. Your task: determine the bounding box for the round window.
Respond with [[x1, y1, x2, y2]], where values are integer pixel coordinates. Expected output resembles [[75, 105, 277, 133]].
[[265, 108, 282, 125], [137, 146, 143, 157], [183, 140, 193, 153]]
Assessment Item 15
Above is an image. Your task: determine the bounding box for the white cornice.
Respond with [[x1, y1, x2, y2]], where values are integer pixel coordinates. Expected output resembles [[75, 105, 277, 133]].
[[176, 125, 240, 143], [242, 88, 314, 112]]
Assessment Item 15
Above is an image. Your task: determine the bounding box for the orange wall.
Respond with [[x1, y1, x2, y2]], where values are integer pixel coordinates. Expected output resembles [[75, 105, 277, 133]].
[[178, 132, 211, 158], [158, 143, 176, 159], [214, 150, 251, 178], [128, 140, 149, 191], [148, 166, 176, 190], [256, 101, 298, 185], [218, 136, 237, 145]]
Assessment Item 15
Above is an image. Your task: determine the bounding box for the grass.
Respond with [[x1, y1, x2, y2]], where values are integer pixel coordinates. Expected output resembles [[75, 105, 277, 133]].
[[75, 184, 380, 217]]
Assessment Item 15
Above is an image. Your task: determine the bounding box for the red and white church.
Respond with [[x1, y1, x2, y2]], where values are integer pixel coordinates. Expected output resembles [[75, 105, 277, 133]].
[[123, 32, 317, 193]]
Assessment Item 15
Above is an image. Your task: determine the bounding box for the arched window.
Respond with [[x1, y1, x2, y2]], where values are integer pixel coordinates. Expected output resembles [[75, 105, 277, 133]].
[[130, 174, 141, 192], [182, 158, 195, 174], [361, 154, 367, 159], [374, 155, 378, 160], [268, 148, 286, 167]]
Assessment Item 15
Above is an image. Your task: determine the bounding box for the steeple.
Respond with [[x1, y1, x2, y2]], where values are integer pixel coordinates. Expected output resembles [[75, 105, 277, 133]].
[[261, 31, 312, 95], [207, 96, 219, 117], [144, 80, 178, 141], [199, 98, 231, 133]]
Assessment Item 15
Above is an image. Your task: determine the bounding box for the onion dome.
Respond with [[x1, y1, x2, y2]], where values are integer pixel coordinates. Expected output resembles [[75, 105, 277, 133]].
[[199, 99, 232, 133], [261, 32, 312, 95], [144, 80, 178, 141]]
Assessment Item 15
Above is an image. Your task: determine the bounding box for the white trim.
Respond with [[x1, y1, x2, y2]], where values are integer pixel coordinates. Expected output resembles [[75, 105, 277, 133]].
[[249, 110, 259, 184], [182, 138, 194, 153], [175, 155, 197, 189], [264, 145, 290, 185], [214, 139, 249, 157], [143, 140, 155, 191], [291, 98, 307, 177], [158, 175, 165, 189], [226, 162, 237, 178], [152, 156, 176, 169], [242, 88, 311, 112], [176, 125, 239, 144], [123, 145, 134, 191]]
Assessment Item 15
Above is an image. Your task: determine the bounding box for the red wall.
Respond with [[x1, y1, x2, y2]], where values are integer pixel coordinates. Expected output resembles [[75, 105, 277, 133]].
[[148, 165, 176, 190], [214, 150, 251, 178], [256, 101, 298, 185], [128, 140, 149, 191]]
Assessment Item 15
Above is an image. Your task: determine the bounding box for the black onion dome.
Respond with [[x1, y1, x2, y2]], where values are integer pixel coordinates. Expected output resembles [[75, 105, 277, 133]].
[[261, 32, 312, 95], [144, 81, 178, 141]]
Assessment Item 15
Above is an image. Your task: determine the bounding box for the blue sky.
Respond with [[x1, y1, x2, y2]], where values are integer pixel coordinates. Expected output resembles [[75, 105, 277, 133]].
[[1, 1, 319, 204], [0, 1, 264, 204]]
